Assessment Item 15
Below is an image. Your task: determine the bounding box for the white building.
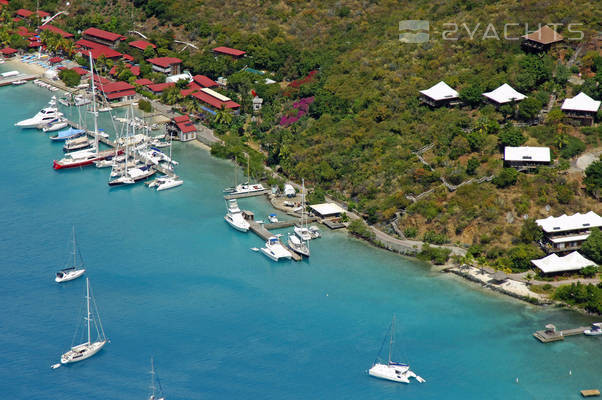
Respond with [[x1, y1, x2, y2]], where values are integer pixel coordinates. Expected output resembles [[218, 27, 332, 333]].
[[536, 211, 602, 253], [531, 251, 596, 274], [504, 146, 551, 169], [310, 203, 346, 219], [253, 96, 263, 112], [284, 184, 295, 197], [166, 71, 193, 84], [419, 81, 459, 107], [483, 83, 527, 105], [561, 92, 601, 126]]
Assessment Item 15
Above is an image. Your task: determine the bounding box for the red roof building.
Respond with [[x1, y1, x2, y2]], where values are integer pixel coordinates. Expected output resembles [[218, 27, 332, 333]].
[[135, 78, 153, 86], [180, 88, 198, 97], [147, 82, 175, 94], [191, 90, 240, 111], [48, 56, 63, 64], [1, 47, 18, 57], [0, 0, 10, 6], [37, 10, 49, 18], [146, 57, 182, 75], [130, 65, 140, 76], [28, 41, 42, 48], [99, 81, 135, 102], [39, 24, 74, 39], [122, 53, 134, 62], [192, 74, 218, 88], [167, 115, 196, 141], [15, 8, 33, 18], [129, 40, 156, 51], [212, 46, 246, 58], [110, 64, 140, 77], [78, 44, 122, 60], [71, 67, 89, 76], [82, 27, 125, 49]]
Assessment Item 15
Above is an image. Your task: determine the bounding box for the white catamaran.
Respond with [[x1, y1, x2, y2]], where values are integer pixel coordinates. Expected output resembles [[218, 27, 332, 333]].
[[60, 278, 108, 364], [368, 316, 425, 384], [55, 226, 86, 283]]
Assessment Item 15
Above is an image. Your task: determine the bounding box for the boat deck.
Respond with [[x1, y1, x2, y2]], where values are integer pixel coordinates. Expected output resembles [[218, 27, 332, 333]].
[[248, 220, 302, 261], [533, 326, 590, 343]]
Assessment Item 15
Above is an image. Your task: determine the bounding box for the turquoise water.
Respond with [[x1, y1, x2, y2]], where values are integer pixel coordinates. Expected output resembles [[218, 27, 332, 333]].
[[1, 75, 601, 399]]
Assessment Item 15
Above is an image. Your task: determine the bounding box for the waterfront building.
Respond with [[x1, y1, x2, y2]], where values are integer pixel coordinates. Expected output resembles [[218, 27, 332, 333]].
[[76, 39, 122, 61], [419, 81, 459, 107], [82, 27, 125, 49], [536, 211, 602, 253], [503, 146, 551, 169], [99, 81, 136, 103], [531, 251, 596, 274], [483, 83, 527, 106], [192, 75, 218, 88], [167, 115, 197, 142], [310, 203, 346, 219], [191, 88, 240, 113], [521, 25, 564, 52], [212, 46, 246, 58], [146, 57, 182, 75], [147, 82, 175, 95], [38, 24, 74, 39], [561, 92, 600, 126], [1, 47, 18, 58]]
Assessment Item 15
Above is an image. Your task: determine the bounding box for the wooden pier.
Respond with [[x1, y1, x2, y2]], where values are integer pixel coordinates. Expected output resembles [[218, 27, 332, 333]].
[[533, 324, 590, 343], [224, 189, 269, 200], [0, 74, 37, 87], [264, 216, 318, 230]]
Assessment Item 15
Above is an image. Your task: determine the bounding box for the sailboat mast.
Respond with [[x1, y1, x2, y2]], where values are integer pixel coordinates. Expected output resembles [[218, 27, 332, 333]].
[[388, 315, 395, 364], [88, 52, 99, 155], [72, 226, 76, 267], [86, 278, 91, 345]]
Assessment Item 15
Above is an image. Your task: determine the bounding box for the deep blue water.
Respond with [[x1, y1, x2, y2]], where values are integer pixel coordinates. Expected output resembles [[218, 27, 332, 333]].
[[1, 71, 600, 399]]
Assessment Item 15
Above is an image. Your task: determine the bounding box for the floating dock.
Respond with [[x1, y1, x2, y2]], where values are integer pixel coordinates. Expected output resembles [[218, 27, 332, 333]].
[[224, 189, 269, 200], [533, 325, 590, 343], [248, 219, 302, 261], [581, 389, 600, 397], [264, 216, 318, 230], [0, 74, 37, 87]]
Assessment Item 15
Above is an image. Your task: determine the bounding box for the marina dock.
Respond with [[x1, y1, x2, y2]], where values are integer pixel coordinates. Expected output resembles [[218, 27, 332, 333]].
[[224, 189, 269, 199], [0, 74, 38, 87], [533, 324, 590, 343], [248, 219, 302, 261]]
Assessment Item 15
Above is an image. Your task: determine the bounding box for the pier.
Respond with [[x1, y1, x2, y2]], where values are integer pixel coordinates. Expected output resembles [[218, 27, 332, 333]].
[[224, 189, 269, 199], [247, 217, 311, 262], [0, 74, 38, 87], [533, 324, 590, 343]]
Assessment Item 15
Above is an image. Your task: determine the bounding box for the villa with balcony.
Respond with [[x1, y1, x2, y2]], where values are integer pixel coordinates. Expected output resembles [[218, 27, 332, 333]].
[[536, 211, 602, 253]]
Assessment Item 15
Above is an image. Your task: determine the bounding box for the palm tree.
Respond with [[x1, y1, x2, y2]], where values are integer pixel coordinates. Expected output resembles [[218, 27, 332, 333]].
[[214, 106, 233, 125]]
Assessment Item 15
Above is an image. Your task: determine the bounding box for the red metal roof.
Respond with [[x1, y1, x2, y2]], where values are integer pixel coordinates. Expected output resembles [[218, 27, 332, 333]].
[[224, 100, 240, 109], [176, 121, 197, 133], [105, 90, 136, 100], [16, 8, 33, 17], [79, 45, 121, 60], [129, 40, 156, 51], [48, 56, 62, 63], [71, 67, 89, 76], [213, 46, 246, 57], [122, 53, 134, 62], [39, 24, 74, 38], [192, 74, 218, 88], [146, 57, 182, 68], [130, 65, 140, 76], [135, 78, 153, 86], [1, 47, 17, 55], [37, 10, 49, 17], [83, 27, 124, 42], [192, 91, 239, 109], [147, 82, 175, 92], [0, 0, 9, 6], [93, 75, 112, 85], [28, 41, 42, 47], [180, 88, 198, 97], [101, 81, 135, 93], [173, 115, 189, 123], [75, 38, 102, 49]]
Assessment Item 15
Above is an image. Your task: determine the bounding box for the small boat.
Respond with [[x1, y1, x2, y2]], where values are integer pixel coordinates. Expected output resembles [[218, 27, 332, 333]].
[[288, 234, 310, 257], [268, 213, 279, 223], [49, 127, 85, 141], [42, 119, 69, 132], [60, 278, 108, 364], [224, 199, 250, 232], [63, 136, 93, 152], [294, 179, 313, 241], [148, 357, 166, 400], [260, 236, 292, 261], [156, 176, 183, 191], [309, 225, 322, 239], [368, 316, 425, 384], [223, 156, 265, 195], [294, 225, 313, 241], [584, 323, 602, 336], [55, 226, 86, 283], [108, 165, 156, 186], [11, 79, 27, 85]]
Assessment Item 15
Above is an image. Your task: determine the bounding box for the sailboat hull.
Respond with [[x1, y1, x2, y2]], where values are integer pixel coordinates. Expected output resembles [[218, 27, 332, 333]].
[[368, 363, 411, 383], [61, 340, 106, 364], [55, 268, 85, 283]]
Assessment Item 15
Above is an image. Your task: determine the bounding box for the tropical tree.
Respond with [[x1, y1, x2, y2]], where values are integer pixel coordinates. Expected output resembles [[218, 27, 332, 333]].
[[214, 106, 233, 125]]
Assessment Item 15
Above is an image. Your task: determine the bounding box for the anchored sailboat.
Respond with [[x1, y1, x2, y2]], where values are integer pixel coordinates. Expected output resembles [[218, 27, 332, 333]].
[[55, 225, 86, 283], [148, 357, 166, 400], [368, 316, 425, 384], [60, 278, 108, 364]]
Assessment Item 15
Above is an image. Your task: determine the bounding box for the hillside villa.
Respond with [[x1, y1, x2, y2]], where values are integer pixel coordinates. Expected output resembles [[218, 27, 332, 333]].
[[536, 211, 602, 253], [419, 81, 459, 107], [561, 92, 601, 126], [503, 146, 551, 169]]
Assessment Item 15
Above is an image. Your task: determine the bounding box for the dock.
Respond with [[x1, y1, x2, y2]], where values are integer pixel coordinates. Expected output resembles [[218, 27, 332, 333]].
[[264, 216, 318, 230], [533, 324, 590, 343], [0, 74, 37, 87], [581, 389, 600, 397], [224, 189, 269, 199], [248, 220, 302, 261]]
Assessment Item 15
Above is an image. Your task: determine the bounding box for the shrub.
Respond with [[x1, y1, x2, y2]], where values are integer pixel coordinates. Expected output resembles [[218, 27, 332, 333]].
[[559, 136, 586, 159], [466, 157, 479, 175], [348, 219, 375, 241], [403, 226, 417, 238], [418, 244, 451, 265], [493, 168, 518, 188], [138, 99, 153, 113], [581, 228, 602, 264], [580, 266, 599, 278], [507, 244, 544, 272], [498, 125, 526, 147], [58, 69, 81, 87], [520, 218, 543, 243], [584, 160, 602, 199], [423, 230, 448, 245]]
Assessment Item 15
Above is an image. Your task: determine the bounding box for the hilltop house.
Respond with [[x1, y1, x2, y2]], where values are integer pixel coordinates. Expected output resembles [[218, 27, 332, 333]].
[[504, 146, 551, 169], [483, 84, 527, 106], [536, 211, 602, 253], [76, 39, 122, 61], [561, 92, 601, 126], [38, 24, 74, 39], [128, 40, 156, 52], [531, 251, 596, 274], [167, 115, 197, 142], [212, 46, 246, 58], [192, 75, 218, 88], [522, 25, 564, 52], [82, 27, 125, 49], [147, 57, 182, 75], [419, 81, 459, 107]]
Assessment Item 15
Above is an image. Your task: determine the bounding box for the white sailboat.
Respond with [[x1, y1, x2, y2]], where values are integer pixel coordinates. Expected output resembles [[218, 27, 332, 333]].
[[148, 357, 166, 400], [224, 199, 250, 232], [223, 155, 265, 195], [294, 179, 312, 241], [60, 278, 108, 364], [260, 236, 292, 261], [287, 233, 310, 257], [368, 316, 425, 384], [55, 226, 86, 283]]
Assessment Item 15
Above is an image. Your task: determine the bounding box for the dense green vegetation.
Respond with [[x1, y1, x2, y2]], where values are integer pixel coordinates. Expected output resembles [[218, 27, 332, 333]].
[[582, 228, 602, 265], [554, 282, 602, 314], [58, 68, 81, 87]]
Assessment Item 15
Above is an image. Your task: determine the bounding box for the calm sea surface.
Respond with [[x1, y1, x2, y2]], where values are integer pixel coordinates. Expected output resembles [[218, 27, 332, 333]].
[[0, 66, 600, 399]]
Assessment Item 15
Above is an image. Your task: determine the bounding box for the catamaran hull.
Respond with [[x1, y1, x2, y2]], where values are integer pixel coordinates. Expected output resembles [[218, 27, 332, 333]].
[[157, 179, 183, 191], [61, 340, 106, 364], [368, 364, 411, 383]]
